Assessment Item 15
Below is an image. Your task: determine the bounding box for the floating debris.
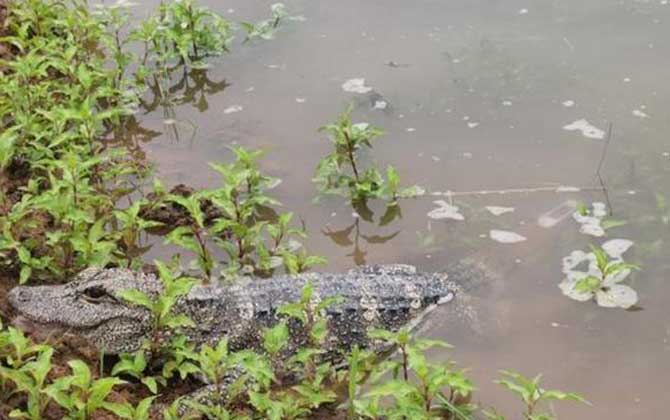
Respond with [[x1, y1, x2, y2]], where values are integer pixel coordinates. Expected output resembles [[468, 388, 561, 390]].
[[342, 78, 373, 94], [572, 202, 607, 237], [502, 100, 513, 106], [295, 97, 306, 103], [467, 122, 480, 128], [563, 119, 605, 140], [223, 105, 243, 114], [427, 200, 464, 221], [519, 8, 529, 14], [373, 100, 388, 110], [632, 109, 649, 118], [406, 127, 416, 132], [602, 239, 634, 260], [562, 100, 575, 107], [555, 185, 581, 192], [538, 200, 577, 228], [486, 206, 515, 216], [489, 230, 527, 244]]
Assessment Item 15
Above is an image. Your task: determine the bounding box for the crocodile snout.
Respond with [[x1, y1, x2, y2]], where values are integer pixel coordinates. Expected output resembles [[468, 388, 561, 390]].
[[8, 286, 31, 308]]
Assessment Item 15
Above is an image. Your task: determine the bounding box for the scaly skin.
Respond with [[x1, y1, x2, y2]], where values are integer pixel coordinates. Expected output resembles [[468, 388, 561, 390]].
[[8, 263, 482, 357]]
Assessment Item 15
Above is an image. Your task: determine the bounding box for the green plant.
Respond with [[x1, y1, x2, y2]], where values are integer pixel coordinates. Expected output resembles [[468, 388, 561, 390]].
[[484, 370, 589, 420], [118, 260, 197, 353], [559, 244, 640, 308], [158, 147, 325, 280], [164, 192, 217, 279], [111, 351, 164, 394], [113, 201, 163, 269], [44, 360, 127, 419], [314, 105, 422, 203], [354, 329, 475, 419], [105, 396, 156, 420], [0, 345, 53, 420], [131, 0, 233, 71], [241, 3, 289, 42]]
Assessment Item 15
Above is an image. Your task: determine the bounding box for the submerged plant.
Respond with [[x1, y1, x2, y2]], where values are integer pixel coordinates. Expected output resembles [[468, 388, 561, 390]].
[[559, 241, 639, 308]]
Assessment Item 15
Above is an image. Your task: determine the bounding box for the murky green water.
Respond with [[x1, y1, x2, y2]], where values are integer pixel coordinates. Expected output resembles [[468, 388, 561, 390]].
[[120, 0, 670, 417]]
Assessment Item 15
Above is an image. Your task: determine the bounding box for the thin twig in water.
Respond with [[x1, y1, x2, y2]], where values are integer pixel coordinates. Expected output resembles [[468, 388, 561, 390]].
[[431, 185, 602, 198], [595, 122, 614, 216], [596, 122, 613, 179]]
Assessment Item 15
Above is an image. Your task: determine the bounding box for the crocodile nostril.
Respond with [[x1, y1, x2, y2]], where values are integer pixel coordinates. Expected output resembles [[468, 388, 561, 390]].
[[10, 289, 29, 304], [18, 290, 29, 302]]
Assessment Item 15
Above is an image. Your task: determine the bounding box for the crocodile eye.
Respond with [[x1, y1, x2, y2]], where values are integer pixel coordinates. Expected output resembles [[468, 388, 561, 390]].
[[80, 286, 111, 303]]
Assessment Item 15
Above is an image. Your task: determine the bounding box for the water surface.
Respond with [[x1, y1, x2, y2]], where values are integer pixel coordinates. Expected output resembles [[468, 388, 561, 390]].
[[123, 1, 670, 417]]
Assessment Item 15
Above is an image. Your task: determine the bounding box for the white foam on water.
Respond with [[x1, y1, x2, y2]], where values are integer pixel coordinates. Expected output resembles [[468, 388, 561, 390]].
[[373, 100, 388, 110], [632, 109, 649, 118], [427, 201, 464, 221], [563, 119, 605, 139], [562, 100, 575, 107], [341, 78, 373, 94], [556, 185, 581, 192], [485, 206, 515, 216], [602, 239, 634, 259], [223, 105, 243, 114], [489, 230, 527, 244]]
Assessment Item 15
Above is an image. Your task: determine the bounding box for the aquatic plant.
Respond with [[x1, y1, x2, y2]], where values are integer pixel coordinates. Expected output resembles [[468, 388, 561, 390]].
[[573, 202, 626, 237], [559, 242, 639, 309], [131, 0, 233, 70], [314, 105, 423, 203]]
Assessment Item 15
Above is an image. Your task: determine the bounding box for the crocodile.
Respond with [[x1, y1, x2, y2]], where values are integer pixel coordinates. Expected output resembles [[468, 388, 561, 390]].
[[8, 263, 483, 357]]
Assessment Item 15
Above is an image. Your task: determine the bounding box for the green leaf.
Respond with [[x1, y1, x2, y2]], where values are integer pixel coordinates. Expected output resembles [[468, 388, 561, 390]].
[[601, 219, 627, 230], [263, 322, 289, 355], [118, 289, 153, 310]]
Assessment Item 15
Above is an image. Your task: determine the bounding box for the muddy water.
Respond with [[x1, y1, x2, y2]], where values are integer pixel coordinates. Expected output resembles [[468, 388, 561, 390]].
[[122, 0, 670, 417]]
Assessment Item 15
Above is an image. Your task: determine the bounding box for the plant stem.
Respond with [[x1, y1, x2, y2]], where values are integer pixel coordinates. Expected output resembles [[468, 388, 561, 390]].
[[344, 131, 360, 182], [401, 345, 408, 381]]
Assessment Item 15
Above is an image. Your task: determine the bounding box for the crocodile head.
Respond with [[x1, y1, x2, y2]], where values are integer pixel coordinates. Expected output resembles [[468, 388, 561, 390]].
[[9, 267, 160, 354]]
